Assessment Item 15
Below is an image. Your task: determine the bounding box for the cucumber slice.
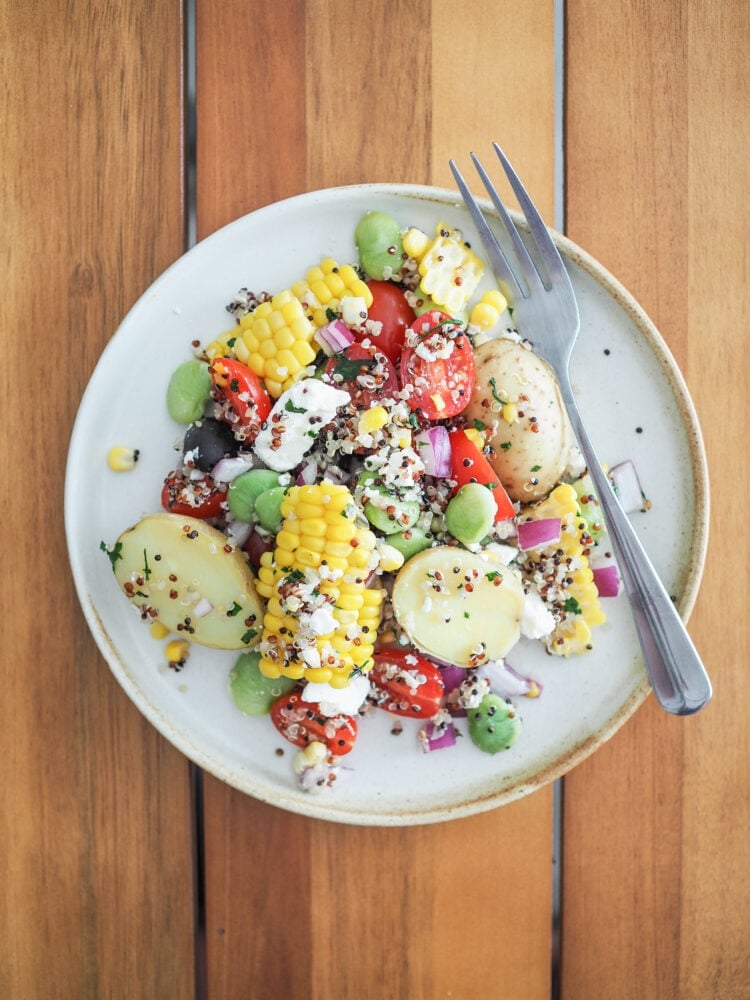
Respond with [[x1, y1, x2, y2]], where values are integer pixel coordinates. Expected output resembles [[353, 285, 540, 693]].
[[112, 512, 263, 649], [391, 546, 524, 665], [229, 651, 296, 715]]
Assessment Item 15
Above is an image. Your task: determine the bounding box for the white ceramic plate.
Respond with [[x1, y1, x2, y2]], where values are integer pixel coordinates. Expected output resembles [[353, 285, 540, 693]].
[[65, 184, 708, 826]]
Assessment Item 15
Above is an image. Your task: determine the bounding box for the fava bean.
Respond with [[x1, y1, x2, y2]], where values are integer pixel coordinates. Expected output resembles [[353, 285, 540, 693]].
[[229, 651, 296, 715], [388, 525, 434, 561], [254, 486, 287, 533], [355, 211, 404, 280], [167, 359, 212, 424], [468, 693, 521, 753], [227, 469, 281, 522], [445, 482, 496, 546]]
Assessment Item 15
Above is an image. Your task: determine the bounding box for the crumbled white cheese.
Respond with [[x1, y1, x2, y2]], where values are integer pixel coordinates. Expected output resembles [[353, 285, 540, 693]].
[[254, 379, 350, 472], [520, 590, 556, 639], [340, 295, 368, 326], [302, 673, 371, 717]]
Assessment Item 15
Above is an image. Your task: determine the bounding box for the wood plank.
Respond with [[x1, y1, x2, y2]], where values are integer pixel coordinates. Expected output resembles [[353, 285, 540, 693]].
[[0, 3, 196, 997], [563, 2, 750, 997], [196, 2, 558, 998]]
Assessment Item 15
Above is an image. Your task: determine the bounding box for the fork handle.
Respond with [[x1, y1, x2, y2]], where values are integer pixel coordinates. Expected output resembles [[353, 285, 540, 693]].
[[559, 384, 712, 715]]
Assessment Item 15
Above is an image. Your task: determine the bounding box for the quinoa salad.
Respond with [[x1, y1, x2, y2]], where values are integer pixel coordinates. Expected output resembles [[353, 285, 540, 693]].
[[103, 209, 649, 793]]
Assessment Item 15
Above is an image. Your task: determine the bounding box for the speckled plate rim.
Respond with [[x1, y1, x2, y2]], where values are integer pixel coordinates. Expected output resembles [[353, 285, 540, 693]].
[[65, 182, 710, 826]]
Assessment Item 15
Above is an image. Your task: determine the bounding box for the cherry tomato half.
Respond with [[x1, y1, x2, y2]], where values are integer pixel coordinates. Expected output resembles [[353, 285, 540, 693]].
[[209, 357, 271, 436], [323, 343, 400, 409], [448, 429, 515, 522], [361, 280, 416, 362], [399, 310, 475, 421], [270, 692, 358, 756], [161, 471, 228, 519], [370, 648, 445, 717]]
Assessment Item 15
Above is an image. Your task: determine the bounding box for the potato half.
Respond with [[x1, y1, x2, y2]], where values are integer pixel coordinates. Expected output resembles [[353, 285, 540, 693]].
[[112, 513, 264, 649], [391, 546, 524, 666], [466, 338, 573, 501]]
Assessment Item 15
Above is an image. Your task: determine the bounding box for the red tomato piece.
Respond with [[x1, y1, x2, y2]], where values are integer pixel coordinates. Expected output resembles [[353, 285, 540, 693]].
[[370, 649, 445, 717], [361, 280, 416, 362], [399, 310, 475, 420], [323, 343, 400, 408], [270, 692, 358, 756], [161, 471, 228, 519], [209, 357, 271, 437], [448, 429, 515, 522]]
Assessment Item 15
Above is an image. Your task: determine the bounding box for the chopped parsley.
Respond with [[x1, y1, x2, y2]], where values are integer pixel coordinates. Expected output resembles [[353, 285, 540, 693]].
[[563, 596, 582, 615], [488, 377, 507, 406], [330, 356, 377, 380], [226, 602, 242, 617], [142, 549, 152, 581], [100, 540, 123, 569], [284, 399, 307, 414], [530, 464, 541, 472], [499, 441, 513, 451], [241, 628, 258, 645]]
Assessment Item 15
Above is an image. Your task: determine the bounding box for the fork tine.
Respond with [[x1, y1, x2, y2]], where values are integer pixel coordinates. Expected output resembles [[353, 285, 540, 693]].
[[448, 159, 523, 302], [470, 152, 540, 297], [491, 142, 569, 288]]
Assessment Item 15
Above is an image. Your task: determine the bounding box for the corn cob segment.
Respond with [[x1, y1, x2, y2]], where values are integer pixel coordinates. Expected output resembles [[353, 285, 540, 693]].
[[520, 484, 606, 657], [291, 258, 373, 328], [256, 484, 384, 687], [408, 222, 484, 315]]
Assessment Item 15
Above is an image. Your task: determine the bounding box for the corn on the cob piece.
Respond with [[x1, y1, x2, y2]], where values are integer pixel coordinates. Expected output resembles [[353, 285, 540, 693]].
[[256, 483, 383, 687], [521, 483, 605, 657], [291, 257, 373, 328], [410, 222, 484, 315], [227, 289, 317, 398]]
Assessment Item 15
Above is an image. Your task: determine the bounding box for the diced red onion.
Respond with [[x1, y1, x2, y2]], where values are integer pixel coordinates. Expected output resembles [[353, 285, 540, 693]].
[[314, 319, 356, 356], [422, 721, 457, 752], [516, 517, 562, 551], [477, 659, 542, 699], [609, 460, 645, 513], [438, 664, 466, 694], [192, 597, 214, 618], [593, 564, 621, 597], [296, 461, 318, 486], [211, 455, 255, 483], [414, 426, 451, 477], [226, 520, 253, 548]]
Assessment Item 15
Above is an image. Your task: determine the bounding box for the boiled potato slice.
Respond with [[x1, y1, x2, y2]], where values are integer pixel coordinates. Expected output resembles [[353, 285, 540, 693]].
[[113, 513, 263, 650], [465, 338, 573, 501], [391, 546, 524, 666]]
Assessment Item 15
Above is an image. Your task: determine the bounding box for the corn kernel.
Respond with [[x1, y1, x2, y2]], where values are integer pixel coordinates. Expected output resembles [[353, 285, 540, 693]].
[[502, 402, 518, 424], [463, 427, 485, 450], [378, 543, 405, 573], [483, 289, 508, 312], [402, 227, 431, 260], [166, 639, 190, 664], [150, 621, 170, 640], [470, 301, 501, 330], [358, 406, 389, 435], [107, 445, 139, 472]]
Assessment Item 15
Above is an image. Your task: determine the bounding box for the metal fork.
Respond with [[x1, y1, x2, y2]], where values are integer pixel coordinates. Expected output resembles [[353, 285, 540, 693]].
[[450, 143, 712, 715]]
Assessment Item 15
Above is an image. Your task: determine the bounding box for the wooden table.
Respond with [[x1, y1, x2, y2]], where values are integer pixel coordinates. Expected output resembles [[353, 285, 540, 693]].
[[3, 2, 749, 997]]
